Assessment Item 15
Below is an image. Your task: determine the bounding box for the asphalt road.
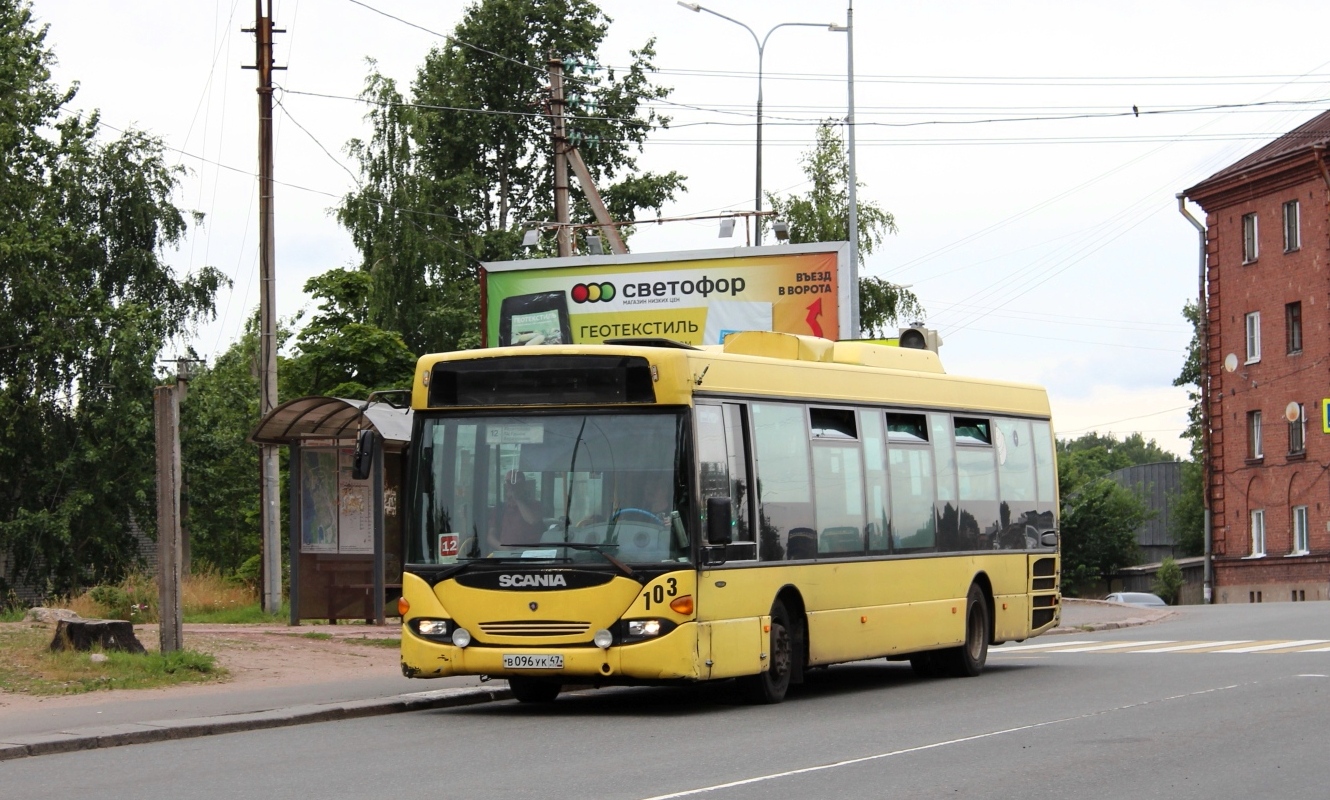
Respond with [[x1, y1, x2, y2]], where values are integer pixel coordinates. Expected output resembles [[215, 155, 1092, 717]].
[[3, 603, 1327, 799]]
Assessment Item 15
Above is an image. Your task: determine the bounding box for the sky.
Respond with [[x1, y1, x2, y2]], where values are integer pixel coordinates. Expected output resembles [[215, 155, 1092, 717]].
[[29, 0, 1330, 457]]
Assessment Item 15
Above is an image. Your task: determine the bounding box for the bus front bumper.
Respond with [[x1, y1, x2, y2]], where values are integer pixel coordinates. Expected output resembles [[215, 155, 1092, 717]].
[[401, 621, 701, 683]]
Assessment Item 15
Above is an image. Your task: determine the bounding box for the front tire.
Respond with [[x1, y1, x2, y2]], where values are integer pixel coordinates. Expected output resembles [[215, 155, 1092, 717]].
[[508, 676, 561, 703], [740, 600, 796, 704]]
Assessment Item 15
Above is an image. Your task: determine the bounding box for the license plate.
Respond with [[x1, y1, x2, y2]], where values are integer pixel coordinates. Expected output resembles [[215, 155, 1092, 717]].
[[503, 654, 563, 669]]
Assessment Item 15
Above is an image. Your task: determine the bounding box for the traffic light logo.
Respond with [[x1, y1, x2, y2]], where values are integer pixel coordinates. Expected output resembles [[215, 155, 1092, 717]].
[[571, 282, 616, 303]]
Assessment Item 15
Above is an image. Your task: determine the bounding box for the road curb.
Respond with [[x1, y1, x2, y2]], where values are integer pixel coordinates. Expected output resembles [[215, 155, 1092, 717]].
[[0, 685, 511, 762]]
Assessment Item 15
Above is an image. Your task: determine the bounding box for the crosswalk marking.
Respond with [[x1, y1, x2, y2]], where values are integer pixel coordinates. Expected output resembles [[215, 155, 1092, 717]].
[[1214, 640, 1328, 653], [1132, 640, 1251, 653], [994, 640, 1095, 652], [1047, 640, 1174, 653], [990, 638, 1330, 655]]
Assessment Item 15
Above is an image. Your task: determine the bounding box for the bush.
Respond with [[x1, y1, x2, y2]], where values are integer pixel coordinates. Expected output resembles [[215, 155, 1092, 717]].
[[1153, 557, 1185, 605]]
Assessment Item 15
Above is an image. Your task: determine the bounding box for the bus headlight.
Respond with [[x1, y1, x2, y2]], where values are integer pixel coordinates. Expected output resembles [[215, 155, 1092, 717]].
[[451, 627, 472, 648], [592, 629, 614, 649], [628, 620, 662, 638], [417, 619, 449, 636]]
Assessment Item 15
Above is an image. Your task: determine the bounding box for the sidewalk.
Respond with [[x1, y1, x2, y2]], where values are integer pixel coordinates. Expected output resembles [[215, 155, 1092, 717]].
[[0, 598, 1166, 761]]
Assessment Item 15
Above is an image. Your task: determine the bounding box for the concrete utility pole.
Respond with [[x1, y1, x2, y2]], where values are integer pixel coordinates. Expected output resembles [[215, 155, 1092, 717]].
[[548, 54, 572, 257], [245, 0, 284, 614]]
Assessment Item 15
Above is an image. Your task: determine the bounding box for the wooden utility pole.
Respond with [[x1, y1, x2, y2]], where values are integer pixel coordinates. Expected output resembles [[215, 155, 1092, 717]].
[[548, 54, 572, 257], [154, 383, 183, 653], [244, 1, 284, 613]]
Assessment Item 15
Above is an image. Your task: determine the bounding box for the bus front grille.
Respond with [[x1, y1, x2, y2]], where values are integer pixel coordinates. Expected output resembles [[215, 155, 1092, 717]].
[[478, 621, 591, 636]]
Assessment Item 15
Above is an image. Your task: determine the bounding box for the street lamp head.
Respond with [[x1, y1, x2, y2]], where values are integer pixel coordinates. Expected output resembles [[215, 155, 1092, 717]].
[[677, 2, 701, 11], [772, 220, 790, 241]]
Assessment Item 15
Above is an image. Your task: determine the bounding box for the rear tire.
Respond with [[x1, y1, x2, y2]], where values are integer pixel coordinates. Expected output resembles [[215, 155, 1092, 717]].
[[740, 600, 796, 704], [936, 584, 989, 678], [508, 677, 561, 703]]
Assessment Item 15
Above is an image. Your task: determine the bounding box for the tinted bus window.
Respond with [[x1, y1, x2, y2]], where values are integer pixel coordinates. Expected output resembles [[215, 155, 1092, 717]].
[[888, 447, 935, 552], [860, 411, 891, 553], [752, 403, 815, 560], [813, 443, 865, 555]]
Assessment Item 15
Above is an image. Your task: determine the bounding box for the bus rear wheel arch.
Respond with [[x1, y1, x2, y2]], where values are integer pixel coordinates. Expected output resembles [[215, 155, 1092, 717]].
[[910, 582, 990, 679]]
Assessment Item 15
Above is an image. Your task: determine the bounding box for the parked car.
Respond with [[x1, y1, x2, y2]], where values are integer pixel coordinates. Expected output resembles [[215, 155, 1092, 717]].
[[1104, 591, 1168, 607]]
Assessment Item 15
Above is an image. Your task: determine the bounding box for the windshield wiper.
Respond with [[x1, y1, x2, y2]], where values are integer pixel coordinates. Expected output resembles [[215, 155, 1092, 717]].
[[518, 541, 638, 581]]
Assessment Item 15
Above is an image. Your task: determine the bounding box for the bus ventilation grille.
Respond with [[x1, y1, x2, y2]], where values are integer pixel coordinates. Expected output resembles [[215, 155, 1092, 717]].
[[478, 621, 591, 637]]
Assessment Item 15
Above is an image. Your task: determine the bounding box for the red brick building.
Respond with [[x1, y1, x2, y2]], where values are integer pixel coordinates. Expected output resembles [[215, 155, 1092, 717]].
[[1184, 111, 1330, 603]]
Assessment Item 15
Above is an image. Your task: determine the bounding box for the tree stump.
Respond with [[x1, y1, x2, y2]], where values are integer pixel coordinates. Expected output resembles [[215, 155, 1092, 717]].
[[49, 619, 146, 654]]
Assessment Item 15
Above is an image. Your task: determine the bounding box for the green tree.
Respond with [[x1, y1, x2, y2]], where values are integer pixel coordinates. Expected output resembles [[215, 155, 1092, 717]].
[[1152, 556, 1185, 605], [1171, 300, 1205, 555], [337, 0, 685, 356], [282, 269, 417, 399], [0, 1, 225, 595], [765, 121, 924, 337], [180, 323, 261, 576], [1059, 473, 1147, 596]]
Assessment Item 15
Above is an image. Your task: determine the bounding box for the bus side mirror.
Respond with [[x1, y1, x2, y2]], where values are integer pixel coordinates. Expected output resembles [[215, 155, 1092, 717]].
[[706, 497, 732, 546], [1040, 531, 1058, 548], [351, 429, 378, 481]]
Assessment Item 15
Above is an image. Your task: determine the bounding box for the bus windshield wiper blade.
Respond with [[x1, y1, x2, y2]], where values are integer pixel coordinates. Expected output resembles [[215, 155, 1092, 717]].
[[531, 541, 637, 580]]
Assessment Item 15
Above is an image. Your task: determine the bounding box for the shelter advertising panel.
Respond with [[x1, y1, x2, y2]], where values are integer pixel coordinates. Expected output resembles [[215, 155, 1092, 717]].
[[482, 243, 850, 347]]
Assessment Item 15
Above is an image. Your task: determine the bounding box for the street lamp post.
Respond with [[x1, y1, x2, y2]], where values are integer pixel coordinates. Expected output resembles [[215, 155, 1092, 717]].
[[830, 2, 859, 336], [678, 2, 834, 245]]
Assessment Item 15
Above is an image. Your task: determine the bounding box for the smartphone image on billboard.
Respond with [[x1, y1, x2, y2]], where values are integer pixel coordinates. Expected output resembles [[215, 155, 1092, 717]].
[[499, 291, 572, 346]]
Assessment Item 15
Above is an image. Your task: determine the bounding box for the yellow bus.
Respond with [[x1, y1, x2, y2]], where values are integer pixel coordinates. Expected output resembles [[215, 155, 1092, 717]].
[[397, 331, 1060, 703]]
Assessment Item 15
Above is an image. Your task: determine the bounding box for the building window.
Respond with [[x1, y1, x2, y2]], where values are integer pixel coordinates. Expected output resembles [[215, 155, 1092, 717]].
[[1242, 213, 1259, 263], [1286, 302, 1302, 354], [1245, 311, 1261, 363], [1247, 410, 1262, 459], [1283, 200, 1300, 252], [1250, 509, 1265, 556], [1289, 403, 1305, 455], [1292, 505, 1309, 554]]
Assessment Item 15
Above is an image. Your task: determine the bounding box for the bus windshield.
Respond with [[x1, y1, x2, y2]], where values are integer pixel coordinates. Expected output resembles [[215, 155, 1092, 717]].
[[408, 412, 692, 566]]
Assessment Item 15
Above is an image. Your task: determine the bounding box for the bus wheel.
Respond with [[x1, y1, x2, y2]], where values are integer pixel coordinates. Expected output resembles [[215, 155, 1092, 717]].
[[508, 677, 561, 703], [938, 584, 989, 678], [741, 600, 795, 704]]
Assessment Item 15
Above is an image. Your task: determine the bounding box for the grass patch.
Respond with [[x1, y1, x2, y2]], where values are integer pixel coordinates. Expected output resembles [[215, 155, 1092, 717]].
[[0, 606, 26, 623], [0, 625, 224, 696], [346, 637, 400, 649], [184, 601, 287, 625], [300, 631, 333, 641]]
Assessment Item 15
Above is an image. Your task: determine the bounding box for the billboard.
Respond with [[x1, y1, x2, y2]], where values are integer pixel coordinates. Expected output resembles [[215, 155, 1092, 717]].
[[481, 243, 851, 347]]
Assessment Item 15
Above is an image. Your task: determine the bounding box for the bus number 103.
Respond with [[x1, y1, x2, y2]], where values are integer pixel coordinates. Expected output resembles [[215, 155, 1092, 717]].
[[642, 578, 678, 610]]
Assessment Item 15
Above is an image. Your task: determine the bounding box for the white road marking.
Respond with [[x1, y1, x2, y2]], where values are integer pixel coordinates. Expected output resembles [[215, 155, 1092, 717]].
[[1214, 640, 1328, 653], [1131, 640, 1250, 653], [992, 640, 1095, 652], [1045, 640, 1173, 653], [636, 683, 1244, 800]]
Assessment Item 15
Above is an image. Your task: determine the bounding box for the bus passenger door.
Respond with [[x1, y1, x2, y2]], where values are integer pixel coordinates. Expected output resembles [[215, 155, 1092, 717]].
[[695, 402, 763, 679]]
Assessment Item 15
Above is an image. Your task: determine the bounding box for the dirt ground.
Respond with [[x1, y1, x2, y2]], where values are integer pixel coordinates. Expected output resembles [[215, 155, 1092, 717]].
[[0, 622, 404, 714]]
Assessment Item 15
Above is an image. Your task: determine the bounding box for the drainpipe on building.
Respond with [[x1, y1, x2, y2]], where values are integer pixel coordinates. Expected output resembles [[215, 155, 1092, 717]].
[[1177, 193, 1212, 604]]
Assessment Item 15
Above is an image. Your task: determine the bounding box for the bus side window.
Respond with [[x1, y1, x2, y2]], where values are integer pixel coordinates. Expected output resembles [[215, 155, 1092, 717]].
[[751, 402, 814, 561], [995, 418, 1037, 549], [722, 403, 755, 550], [860, 410, 891, 554], [954, 417, 999, 552]]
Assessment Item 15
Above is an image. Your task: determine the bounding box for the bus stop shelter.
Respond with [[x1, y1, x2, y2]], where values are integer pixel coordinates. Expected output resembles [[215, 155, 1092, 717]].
[[251, 396, 412, 625]]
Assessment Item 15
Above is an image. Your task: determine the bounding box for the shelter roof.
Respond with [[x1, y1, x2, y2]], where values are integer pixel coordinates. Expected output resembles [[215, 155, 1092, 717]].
[[250, 396, 413, 446]]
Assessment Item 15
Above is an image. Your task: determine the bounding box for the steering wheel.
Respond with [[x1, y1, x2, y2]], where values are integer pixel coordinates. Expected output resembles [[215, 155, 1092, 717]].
[[611, 507, 662, 524]]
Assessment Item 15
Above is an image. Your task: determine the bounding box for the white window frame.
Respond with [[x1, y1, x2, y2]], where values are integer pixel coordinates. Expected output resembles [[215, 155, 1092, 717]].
[[1291, 506, 1309, 555], [1242, 213, 1259, 263], [1283, 200, 1300, 252], [1245, 311, 1261, 364], [1250, 509, 1266, 557], [1289, 403, 1306, 455], [1248, 410, 1262, 459]]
